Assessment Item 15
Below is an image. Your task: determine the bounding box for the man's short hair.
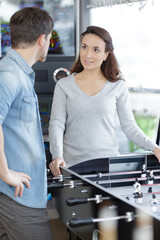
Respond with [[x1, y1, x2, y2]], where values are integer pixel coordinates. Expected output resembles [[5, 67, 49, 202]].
[[10, 7, 54, 48]]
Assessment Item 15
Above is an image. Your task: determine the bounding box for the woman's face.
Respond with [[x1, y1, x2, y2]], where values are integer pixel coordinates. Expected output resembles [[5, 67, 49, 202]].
[[80, 33, 108, 71]]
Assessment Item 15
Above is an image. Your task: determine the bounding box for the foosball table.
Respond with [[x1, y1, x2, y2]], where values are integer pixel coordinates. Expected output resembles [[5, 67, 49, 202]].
[[48, 153, 160, 240]]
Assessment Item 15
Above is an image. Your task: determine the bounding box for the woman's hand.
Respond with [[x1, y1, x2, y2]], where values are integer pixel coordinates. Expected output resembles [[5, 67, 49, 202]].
[[1, 169, 31, 198], [153, 146, 160, 163], [49, 157, 66, 177]]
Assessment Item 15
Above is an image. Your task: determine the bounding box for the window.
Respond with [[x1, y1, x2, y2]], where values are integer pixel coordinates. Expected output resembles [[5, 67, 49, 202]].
[[90, 0, 160, 90], [89, 0, 160, 153]]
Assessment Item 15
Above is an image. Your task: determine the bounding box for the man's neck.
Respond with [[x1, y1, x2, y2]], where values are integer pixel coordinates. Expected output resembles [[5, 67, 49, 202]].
[[14, 47, 37, 67]]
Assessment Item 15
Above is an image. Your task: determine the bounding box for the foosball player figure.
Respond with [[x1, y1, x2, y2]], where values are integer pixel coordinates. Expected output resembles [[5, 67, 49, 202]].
[[150, 194, 158, 212], [133, 178, 143, 203], [148, 186, 152, 193], [147, 170, 155, 185], [141, 164, 147, 178]]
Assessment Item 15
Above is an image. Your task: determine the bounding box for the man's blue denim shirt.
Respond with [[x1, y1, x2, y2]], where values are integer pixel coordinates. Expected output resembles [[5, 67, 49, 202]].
[[0, 49, 47, 208]]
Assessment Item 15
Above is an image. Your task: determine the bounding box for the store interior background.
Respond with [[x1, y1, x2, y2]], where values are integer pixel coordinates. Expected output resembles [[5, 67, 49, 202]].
[[1, 1, 160, 239], [1, 0, 160, 155]]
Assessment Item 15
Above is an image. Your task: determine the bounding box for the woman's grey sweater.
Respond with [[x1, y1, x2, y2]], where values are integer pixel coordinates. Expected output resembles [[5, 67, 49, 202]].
[[49, 74, 157, 164]]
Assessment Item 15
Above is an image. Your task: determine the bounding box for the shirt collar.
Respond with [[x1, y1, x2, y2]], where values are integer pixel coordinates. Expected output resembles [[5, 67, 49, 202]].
[[7, 49, 34, 76], [7, 49, 35, 85]]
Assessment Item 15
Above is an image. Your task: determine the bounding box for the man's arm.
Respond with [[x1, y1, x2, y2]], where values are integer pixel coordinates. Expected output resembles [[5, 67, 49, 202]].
[[0, 125, 31, 197]]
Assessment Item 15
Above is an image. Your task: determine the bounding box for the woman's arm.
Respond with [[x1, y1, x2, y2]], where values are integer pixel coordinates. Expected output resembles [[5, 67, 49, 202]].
[[117, 82, 159, 153], [49, 157, 66, 177], [153, 146, 160, 162], [49, 82, 67, 176]]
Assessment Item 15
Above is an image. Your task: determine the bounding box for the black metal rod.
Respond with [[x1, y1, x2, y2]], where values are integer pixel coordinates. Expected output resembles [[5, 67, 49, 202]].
[[95, 176, 160, 185]]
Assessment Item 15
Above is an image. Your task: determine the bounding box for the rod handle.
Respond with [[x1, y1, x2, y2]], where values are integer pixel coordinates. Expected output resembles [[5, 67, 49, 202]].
[[66, 197, 88, 206], [69, 217, 93, 227], [48, 182, 64, 192]]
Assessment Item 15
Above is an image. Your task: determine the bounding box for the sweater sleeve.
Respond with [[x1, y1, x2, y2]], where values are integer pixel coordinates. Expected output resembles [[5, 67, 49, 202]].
[[116, 82, 157, 151], [49, 82, 67, 159]]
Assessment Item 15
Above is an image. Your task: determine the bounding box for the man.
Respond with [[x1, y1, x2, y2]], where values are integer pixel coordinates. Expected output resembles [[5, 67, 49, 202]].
[[0, 7, 54, 239]]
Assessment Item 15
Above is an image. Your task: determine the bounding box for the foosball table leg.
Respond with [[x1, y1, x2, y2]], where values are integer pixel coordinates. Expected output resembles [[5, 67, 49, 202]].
[[68, 229, 82, 240]]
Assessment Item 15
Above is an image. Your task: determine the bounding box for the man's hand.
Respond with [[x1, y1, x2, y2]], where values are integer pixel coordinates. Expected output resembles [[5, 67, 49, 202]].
[[1, 169, 31, 197], [49, 157, 66, 177]]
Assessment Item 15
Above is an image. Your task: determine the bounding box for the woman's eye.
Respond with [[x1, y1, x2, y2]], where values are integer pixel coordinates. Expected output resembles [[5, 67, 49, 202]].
[[82, 45, 86, 49], [95, 48, 99, 53]]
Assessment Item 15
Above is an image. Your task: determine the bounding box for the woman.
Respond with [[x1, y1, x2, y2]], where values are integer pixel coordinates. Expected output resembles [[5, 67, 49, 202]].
[[49, 25, 160, 177]]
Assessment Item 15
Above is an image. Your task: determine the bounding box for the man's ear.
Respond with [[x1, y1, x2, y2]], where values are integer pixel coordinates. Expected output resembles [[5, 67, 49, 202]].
[[37, 34, 46, 47]]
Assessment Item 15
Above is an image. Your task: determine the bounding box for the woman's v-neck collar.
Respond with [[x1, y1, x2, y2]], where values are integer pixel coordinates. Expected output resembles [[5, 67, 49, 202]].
[[72, 73, 108, 98]]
